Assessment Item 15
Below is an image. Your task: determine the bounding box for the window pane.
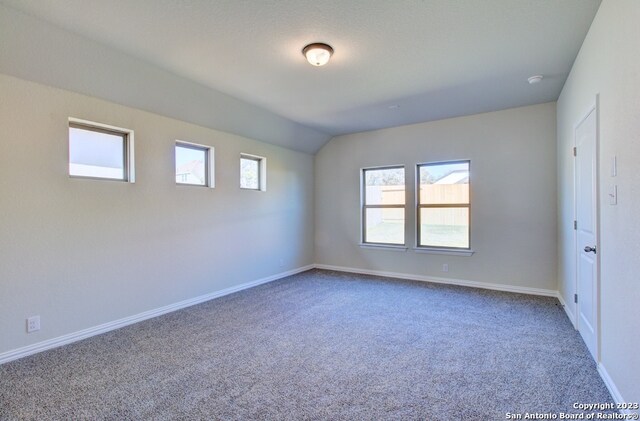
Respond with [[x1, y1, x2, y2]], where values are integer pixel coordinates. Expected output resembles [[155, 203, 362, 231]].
[[365, 207, 404, 245], [175, 145, 206, 185], [419, 162, 469, 205], [364, 167, 405, 205], [240, 157, 259, 189], [419, 207, 469, 248], [69, 126, 125, 180]]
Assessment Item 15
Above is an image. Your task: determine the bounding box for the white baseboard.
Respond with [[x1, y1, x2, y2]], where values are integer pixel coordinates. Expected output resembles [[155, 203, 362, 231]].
[[314, 264, 558, 297], [0, 264, 314, 365], [556, 292, 577, 328], [598, 363, 633, 415]]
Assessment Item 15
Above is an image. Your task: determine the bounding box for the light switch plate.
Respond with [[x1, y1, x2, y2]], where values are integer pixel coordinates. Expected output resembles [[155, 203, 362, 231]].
[[611, 156, 617, 177]]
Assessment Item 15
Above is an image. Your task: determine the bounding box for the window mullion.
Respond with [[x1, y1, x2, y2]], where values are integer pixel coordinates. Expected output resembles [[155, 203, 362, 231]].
[[418, 203, 470, 208]]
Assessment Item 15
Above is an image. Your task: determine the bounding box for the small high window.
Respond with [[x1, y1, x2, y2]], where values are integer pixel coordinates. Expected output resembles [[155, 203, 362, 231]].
[[68, 119, 134, 182], [417, 160, 470, 249], [240, 154, 266, 191], [361, 166, 406, 246], [175, 142, 214, 187]]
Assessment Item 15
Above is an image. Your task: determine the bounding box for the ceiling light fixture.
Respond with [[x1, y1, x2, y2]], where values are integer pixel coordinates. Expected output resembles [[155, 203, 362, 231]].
[[302, 43, 334, 66], [528, 75, 544, 84]]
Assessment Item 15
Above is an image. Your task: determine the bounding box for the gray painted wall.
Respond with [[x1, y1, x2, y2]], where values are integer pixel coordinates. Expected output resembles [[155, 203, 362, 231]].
[[315, 103, 558, 290], [0, 74, 315, 355], [557, 0, 640, 404]]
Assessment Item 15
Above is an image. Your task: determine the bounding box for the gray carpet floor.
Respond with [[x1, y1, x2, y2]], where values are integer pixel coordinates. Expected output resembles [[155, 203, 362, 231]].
[[0, 269, 614, 420]]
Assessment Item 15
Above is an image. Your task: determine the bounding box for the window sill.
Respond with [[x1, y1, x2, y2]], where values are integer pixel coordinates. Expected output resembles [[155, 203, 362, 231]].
[[412, 247, 475, 256], [176, 183, 213, 188], [359, 243, 408, 252]]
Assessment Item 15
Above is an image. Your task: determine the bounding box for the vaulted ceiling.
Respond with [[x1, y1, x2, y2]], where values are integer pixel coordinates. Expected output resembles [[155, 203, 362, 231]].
[[0, 0, 601, 153]]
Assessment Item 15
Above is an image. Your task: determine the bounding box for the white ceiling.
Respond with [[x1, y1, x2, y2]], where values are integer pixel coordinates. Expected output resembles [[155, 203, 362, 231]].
[[1, 0, 601, 141]]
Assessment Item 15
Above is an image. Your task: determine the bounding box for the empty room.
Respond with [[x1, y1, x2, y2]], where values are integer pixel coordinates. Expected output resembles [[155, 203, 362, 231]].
[[1, 0, 638, 419]]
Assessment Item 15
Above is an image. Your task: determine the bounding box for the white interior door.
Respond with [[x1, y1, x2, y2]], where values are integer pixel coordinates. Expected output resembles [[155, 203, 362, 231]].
[[575, 107, 598, 360]]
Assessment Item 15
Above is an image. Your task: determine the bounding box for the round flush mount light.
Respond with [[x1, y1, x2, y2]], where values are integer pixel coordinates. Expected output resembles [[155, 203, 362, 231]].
[[302, 43, 334, 66], [528, 75, 544, 84]]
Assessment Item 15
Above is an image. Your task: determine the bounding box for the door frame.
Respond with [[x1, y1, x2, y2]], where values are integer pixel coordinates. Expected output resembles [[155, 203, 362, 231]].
[[573, 95, 601, 362]]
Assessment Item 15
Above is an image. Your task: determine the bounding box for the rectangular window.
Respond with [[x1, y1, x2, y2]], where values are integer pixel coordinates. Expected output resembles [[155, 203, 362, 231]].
[[240, 154, 266, 191], [68, 119, 134, 182], [417, 160, 470, 249], [175, 142, 214, 187], [362, 166, 405, 246]]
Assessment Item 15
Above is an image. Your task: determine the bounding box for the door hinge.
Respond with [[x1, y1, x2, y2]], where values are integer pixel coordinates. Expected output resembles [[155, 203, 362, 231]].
[[574, 220, 577, 230], [573, 147, 577, 156], [574, 294, 578, 304]]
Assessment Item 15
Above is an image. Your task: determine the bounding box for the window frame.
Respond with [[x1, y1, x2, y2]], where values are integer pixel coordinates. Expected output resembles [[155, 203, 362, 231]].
[[68, 118, 135, 183], [361, 165, 406, 247], [416, 159, 471, 252], [175, 141, 214, 188], [240, 153, 266, 191]]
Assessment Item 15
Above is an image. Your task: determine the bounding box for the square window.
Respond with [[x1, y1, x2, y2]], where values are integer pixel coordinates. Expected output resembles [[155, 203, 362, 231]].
[[240, 154, 265, 191], [175, 142, 213, 187], [365, 207, 405, 245], [419, 207, 470, 248], [69, 121, 132, 181]]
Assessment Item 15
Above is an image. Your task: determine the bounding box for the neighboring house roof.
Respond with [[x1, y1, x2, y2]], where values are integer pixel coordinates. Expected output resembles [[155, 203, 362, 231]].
[[176, 160, 205, 183], [435, 170, 469, 185]]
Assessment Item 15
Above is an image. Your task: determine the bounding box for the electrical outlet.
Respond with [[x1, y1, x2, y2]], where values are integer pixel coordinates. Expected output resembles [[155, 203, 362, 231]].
[[27, 315, 40, 333], [442, 264, 449, 272]]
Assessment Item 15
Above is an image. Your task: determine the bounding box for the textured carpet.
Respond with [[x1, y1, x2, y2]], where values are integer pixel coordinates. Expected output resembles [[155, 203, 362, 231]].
[[0, 269, 614, 420]]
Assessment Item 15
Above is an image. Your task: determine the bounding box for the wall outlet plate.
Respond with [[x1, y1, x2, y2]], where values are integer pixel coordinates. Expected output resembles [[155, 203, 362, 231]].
[[27, 315, 40, 333]]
